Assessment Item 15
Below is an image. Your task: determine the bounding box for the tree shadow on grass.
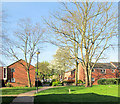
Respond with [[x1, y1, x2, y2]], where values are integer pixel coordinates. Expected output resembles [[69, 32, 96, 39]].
[[1, 96, 16, 104], [34, 93, 120, 104]]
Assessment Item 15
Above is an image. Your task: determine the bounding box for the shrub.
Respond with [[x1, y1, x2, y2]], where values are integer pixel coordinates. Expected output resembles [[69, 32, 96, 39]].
[[77, 80, 83, 84], [49, 79, 58, 86], [35, 80, 42, 87], [63, 80, 75, 86], [52, 81, 58, 86], [5, 82, 13, 87], [43, 81, 50, 84], [97, 78, 119, 85]]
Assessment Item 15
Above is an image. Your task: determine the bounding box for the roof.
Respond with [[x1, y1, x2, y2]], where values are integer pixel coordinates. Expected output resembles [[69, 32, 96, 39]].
[[7, 59, 35, 68], [93, 62, 120, 69], [110, 62, 120, 68]]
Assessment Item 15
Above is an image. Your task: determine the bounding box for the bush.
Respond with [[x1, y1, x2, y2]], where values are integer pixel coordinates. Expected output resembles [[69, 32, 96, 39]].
[[35, 80, 42, 87], [63, 80, 75, 86], [43, 81, 50, 84], [52, 81, 58, 86], [97, 78, 119, 85], [77, 80, 83, 84], [49, 79, 58, 86], [5, 82, 13, 87]]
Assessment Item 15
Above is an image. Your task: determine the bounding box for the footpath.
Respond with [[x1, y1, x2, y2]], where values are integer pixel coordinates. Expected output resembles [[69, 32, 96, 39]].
[[9, 86, 55, 104]]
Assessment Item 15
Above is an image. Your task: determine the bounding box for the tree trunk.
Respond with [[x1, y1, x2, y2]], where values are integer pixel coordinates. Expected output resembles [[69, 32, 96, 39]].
[[27, 70, 32, 87], [75, 60, 78, 86], [62, 72, 65, 82], [84, 67, 89, 87], [89, 69, 92, 87]]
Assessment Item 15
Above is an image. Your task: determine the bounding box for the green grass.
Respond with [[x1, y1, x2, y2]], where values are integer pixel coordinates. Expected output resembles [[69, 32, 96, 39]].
[[1, 87, 42, 95], [35, 85, 120, 104], [1, 96, 16, 104]]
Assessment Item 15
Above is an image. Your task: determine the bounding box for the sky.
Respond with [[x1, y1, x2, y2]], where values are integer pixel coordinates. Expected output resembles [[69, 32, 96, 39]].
[[2, 2, 61, 66], [1, 1, 119, 66]]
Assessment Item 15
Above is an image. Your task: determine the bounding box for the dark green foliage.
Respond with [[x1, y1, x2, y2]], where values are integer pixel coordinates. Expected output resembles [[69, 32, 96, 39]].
[[97, 78, 120, 85], [35, 80, 42, 87], [43, 81, 50, 84]]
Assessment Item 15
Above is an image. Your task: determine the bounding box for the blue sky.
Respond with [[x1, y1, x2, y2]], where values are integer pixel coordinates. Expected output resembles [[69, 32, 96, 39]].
[[2, 2, 118, 66], [2, 2, 61, 66]]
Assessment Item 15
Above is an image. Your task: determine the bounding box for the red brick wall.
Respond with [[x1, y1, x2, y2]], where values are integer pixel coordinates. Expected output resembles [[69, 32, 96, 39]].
[[8, 60, 35, 87], [0, 67, 3, 80], [78, 63, 85, 82], [78, 63, 120, 85], [92, 69, 119, 85]]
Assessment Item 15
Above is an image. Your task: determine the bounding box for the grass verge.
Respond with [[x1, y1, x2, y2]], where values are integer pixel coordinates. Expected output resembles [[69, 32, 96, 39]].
[[34, 85, 120, 104]]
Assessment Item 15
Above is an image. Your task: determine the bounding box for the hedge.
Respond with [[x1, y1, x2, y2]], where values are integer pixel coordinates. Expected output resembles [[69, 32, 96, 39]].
[[97, 78, 120, 85]]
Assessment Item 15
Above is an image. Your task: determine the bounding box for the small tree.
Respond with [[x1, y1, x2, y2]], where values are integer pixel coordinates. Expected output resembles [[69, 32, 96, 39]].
[[48, 47, 75, 81], [35, 61, 51, 81]]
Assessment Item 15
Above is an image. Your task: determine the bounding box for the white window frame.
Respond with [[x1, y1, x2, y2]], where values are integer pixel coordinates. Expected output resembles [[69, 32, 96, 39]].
[[3, 67, 7, 80], [11, 78, 15, 83], [11, 68, 15, 72], [101, 69, 106, 73]]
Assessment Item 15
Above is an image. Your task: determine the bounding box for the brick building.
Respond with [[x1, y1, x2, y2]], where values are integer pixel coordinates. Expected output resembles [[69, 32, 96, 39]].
[[64, 62, 120, 85], [0, 59, 35, 87], [64, 69, 75, 81]]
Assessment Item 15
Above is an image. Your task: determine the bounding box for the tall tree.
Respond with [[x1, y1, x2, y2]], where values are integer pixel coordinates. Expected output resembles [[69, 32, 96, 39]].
[[45, 2, 118, 87], [4, 19, 45, 87]]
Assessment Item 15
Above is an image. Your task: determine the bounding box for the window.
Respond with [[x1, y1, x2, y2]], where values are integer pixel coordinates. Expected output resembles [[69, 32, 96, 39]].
[[3, 67, 7, 80], [92, 69, 95, 72], [91, 78, 95, 81], [11, 68, 15, 72], [3, 68, 6, 78], [68, 77, 71, 80], [112, 69, 115, 73], [11, 78, 15, 82], [72, 78, 75, 80], [101, 69, 106, 73]]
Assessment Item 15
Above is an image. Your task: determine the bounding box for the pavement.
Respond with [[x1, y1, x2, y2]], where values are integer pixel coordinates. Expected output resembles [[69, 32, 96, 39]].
[[8, 86, 55, 104]]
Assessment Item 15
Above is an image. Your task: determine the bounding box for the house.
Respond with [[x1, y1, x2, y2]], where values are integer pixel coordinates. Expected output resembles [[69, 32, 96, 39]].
[[0, 59, 36, 87], [64, 62, 120, 85], [64, 69, 75, 81]]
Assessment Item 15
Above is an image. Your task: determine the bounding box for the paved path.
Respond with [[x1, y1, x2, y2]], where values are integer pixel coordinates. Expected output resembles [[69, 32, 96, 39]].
[[9, 86, 55, 104]]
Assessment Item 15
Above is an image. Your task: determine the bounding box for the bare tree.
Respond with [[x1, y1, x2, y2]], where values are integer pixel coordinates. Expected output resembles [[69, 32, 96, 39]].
[[4, 18, 45, 87], [45, 2, 118, 87]]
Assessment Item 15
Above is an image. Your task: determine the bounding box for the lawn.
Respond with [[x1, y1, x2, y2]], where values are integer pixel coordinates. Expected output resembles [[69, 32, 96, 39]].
[[34, 85, 120, 104], [1, 96, 16, 104], [1, 87, 41, 95], [0, 87, 42, 104]]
